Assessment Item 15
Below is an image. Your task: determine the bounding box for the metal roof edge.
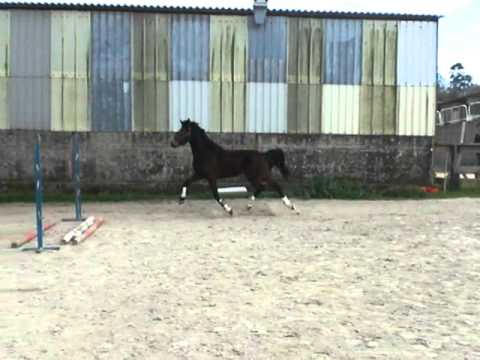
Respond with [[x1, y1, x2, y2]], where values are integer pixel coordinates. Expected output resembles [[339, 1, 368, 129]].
[[0, 2, 441, 21]]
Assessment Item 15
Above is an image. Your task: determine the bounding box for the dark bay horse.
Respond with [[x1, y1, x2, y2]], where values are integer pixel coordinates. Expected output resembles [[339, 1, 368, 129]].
[[171, 119, 297, 216]]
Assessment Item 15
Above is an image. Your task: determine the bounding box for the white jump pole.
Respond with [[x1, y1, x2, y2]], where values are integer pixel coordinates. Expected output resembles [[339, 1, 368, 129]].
[[218, 186, 248, 194]]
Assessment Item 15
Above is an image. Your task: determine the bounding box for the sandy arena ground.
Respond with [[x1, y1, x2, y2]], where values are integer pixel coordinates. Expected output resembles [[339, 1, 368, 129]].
[[1, 198, 479, 359]]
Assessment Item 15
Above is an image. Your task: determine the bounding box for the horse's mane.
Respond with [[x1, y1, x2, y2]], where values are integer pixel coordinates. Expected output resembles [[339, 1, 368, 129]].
[[190, 122, 224, 151]]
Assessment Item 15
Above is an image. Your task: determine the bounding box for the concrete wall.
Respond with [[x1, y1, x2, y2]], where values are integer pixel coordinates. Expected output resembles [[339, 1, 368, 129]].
[[0, 130, 432, 193]]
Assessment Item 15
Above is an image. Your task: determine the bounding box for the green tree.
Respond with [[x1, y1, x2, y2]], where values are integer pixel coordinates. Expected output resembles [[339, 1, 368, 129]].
[[449, 63, 473, 91]]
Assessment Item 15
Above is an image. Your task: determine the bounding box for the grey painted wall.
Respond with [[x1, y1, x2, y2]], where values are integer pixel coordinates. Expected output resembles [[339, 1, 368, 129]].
[[0, 130, 432, 193]]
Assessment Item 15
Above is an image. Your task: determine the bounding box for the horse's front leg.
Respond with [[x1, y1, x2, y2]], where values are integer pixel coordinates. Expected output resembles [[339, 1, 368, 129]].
[[179, 173, 201, 204], [207, 178, 233, 216]]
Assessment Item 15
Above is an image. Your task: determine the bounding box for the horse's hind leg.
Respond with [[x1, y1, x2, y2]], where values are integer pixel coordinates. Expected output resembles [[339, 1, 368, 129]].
[[245, 177, 265, 210], [267, 178, 297, 212], [207, 178, 233, 216], [246, 185, 262, 210]]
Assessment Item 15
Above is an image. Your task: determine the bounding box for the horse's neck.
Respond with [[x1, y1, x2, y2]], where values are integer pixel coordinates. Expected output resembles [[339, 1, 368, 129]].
[[189, 129, 223, 157]]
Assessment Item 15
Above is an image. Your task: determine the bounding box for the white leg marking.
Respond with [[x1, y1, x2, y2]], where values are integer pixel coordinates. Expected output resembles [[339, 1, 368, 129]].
[[282, 195, 293, 208], [247, 195, 255, 210], [181, 186, 187, 199], [282, 195, 298, 213], [219, 199, 233, 214]]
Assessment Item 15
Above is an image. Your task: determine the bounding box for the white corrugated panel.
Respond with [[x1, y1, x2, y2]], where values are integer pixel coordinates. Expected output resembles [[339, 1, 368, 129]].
[[247, 82, 287, 133], [397, 21, 437, 86], [397, 86, 436, 136], [169, 81, 209, 131], [322, 85, 360, 134]]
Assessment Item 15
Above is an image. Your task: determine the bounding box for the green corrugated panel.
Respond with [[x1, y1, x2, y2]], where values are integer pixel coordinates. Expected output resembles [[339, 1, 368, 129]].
[[132, 14, 169, 131], [287, 84, 322, 133], [51, 11, 90, 131], [360, 85, 396, 135], [210, 16, 247, 132], [362, 20, 397, 86], [287, 18, 323, 84], [0, 11, 9, 129], [287, 18, 323, 133], [210, 16, 247, 82], [211, 82, 246, 132]]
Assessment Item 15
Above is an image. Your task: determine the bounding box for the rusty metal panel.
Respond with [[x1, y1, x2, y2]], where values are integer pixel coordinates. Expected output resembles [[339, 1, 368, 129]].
[[362, 20, 397, 86], [169, 81, 209, 131], [287, 84, 322, 134], [360, 85, 396, 135], [0, 11, 9, 129], [132, 14, 169, 131], [211, 81, 246, 132], [51, 11, 90, 131], [397, 86, 436, 136], [247, 82, 287, 133], [91, 12, 131, 131], [287, 17, 323, 84], [171, 14, 209, 81], [322, 85, 360, 134], [9, 10, 51, 130], [397, 21, 437, 86], [324, 19, 362, 85], [248, 16, 286, 83], [210, 16, 247, 82]]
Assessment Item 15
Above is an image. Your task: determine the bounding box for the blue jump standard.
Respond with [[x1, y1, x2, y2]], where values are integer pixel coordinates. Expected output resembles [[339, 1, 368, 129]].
[[63, 133, 86, 222], [22, 135, 60, 253]]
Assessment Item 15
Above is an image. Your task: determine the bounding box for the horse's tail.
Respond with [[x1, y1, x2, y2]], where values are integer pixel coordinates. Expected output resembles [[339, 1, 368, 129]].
[[265, 148, 290, 179]]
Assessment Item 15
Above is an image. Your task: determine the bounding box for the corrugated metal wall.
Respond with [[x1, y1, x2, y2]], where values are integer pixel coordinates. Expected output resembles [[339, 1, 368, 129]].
[[322, 85, 360, 134], [246, 16, 287, 133], [248, 16, 286, 83], [132, 14, 169, 131], [0, 10, 438, 137], [247, 83, 287, 133], [397, 86, 436, 136], [51, 11, 90, 131], [360, 86, 396, 134], [171, 14, 209, 81], [210, 16, 247, 132], [287, 18, 323, 133], [169, 81, 209, 131], [91, 12, 131, 131], [0, 11, 9, 129], [9, 10, 51, 130], [360, 20, 397, 135], [169, 14, 210, 130], [397, 21, 437, 86], [324, 19, 362, 85]]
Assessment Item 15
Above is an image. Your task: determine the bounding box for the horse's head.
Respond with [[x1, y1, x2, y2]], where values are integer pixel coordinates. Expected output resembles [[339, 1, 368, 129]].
[[171, 118, 194, 148]]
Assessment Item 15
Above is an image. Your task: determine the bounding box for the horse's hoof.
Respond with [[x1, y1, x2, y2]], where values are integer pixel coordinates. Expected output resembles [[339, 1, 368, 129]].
[[247, 204, 253, 211], [228, 209, 234, 216], [178, 198, 185, 205]]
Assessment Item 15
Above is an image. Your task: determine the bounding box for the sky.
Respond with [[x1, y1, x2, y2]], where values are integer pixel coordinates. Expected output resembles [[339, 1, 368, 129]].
[[11, 0, 480, 84]]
